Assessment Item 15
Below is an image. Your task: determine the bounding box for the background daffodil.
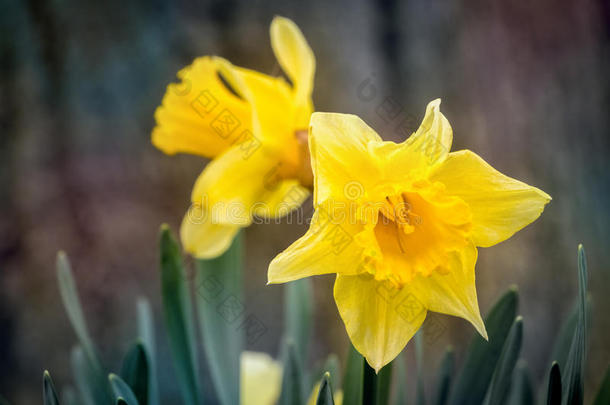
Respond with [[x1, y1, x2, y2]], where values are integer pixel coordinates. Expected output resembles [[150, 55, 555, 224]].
[[268, 99, 551, 371], [152, 16, 315, 258], [240, 351, 343, 405]]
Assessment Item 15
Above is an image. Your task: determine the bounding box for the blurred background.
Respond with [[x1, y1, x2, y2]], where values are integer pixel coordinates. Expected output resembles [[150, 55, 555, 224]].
[[1, 0, 609, 403]]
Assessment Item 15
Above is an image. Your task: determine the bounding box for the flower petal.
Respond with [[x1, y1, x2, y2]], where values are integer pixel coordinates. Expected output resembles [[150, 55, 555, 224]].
[[240, 351, 282, 405], [180, 208, 241, 259], [429, 150, 551, 247], [309, 112, 382, 205], [152, 56, 251, 158], [410, 242, 487, 339], [270, 16, 315, 108], [268, 203, 364, 284], [253, 180, 310, 219], [372, 99, 452, 180], [334, 274, 427, 372], [190, 146, 279, 226]]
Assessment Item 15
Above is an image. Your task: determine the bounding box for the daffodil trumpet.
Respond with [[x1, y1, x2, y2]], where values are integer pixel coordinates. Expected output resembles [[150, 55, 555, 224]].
[[269, 99, 551, 371], [152, 16, 316, 259]]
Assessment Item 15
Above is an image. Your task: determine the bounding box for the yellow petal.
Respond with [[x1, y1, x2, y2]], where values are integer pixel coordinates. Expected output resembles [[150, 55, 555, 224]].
[[429, 150, 551, 247], [372, 99, 452, 180], [240, 351, 282, 405], [309, 113, 383, 205], [270, 16, 315, 109], [410, 242, 487, 339], [334, 274, 427, 371], [253, 180, 310, 219], [152, 56, 251, 158], [268, 203, 364, 284], [180, 207, 240, 259], [190, 146, 278, 226]]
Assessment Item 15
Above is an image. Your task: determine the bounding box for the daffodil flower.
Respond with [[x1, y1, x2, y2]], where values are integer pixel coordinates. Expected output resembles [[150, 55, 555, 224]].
[[240, 351, 342, 405], [152, 17, 315, 258], [268, 100, 551, 371]]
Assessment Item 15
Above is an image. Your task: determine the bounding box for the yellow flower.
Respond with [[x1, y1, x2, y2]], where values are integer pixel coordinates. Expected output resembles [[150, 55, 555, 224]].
[[268, 100, 551, 371], [240, 352, 342, 405], [241, 351, 282, 405], [152, 16, 315, 258]]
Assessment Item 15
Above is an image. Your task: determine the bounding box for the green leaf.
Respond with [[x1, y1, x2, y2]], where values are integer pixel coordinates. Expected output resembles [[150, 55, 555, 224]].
[[117, 400, 128, 405], [547, 362, 562, 405], [120, 342, 149, 405], [415, 331, 426, 405], [136, 298, 159, 405], [377, 362, 393, 405], [361, 359, 393, 405], [561, 245, 588, 405], [316, 372, 335, 405], [343, 343, 363, 405], [70, 345, 112, 405], [393, 351, 408, 405], [43, 371, 61, 405], [57, 253, 104, 377], [195, 231, 244, 405], [109, 374, 139, 405], [159, 225, 200, 405], [485, 317, 523, 405], [279, 340, 305, 405], [449, 287, 518, 405], [316, 354, 341, 393], [434, 347, 455, 405], [507, 360, 533, 405], [362, 359, 378, 405], [285, 279, 313, 371], [592, 365, 610, 405]]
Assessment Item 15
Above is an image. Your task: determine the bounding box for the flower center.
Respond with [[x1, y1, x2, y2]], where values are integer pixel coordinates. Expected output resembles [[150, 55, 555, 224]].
[[357, 182, 472, 286]]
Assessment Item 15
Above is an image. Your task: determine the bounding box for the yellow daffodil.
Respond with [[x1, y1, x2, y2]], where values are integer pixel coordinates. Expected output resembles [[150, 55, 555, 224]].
[[152, 16, 315, 258], [268, 99, 551, 371], [240, 351, 342, 405], [241, 351, 282, 405]]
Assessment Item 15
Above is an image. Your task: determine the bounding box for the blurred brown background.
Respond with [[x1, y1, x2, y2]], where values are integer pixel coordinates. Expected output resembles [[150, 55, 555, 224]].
[[1, 0, 609, 403]]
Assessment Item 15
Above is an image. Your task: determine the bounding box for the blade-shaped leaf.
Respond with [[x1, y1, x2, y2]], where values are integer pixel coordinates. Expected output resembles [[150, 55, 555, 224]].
[[485, 317, 523, 405], [195, 231, 244, 405], [561, 245, 588, 405], [43, 371, 61, 405], [159, 225, 200, 405], [314, 354, 340, 393], [434, 347, 455, 405], [70, 345, 112, 405], [547, 362, 562, 405], [507, 360, 533, 405], [136, 298, 159, 405], [57, 252, 98, 366], [362, 360, 378, 405], [377, 362, 393, 405], [279, 340, 305, 405], [285, 279, 313, 373], [120, 342, 148, 405], [343, 343, 363, 405], [109, 374, 139, 405], [592, 365, 610, 405], [415, 331, 426, 405], [316, 372, 335, 405], [393, 351, 408, 405], [58, 252, 111, 404], [449, 287, 518, 405]]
